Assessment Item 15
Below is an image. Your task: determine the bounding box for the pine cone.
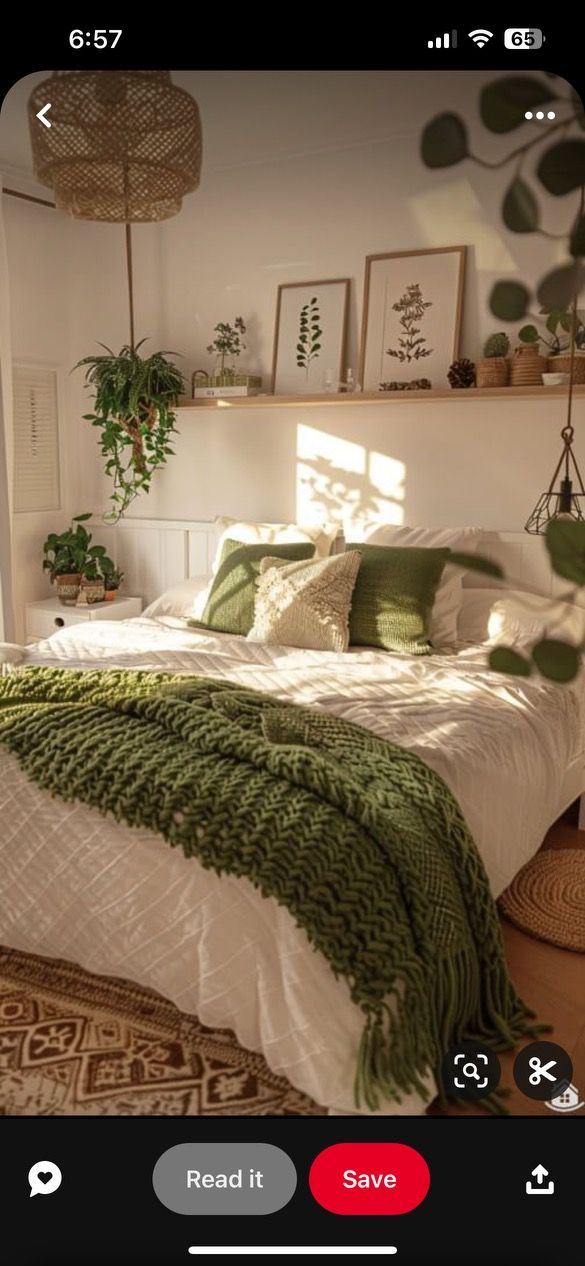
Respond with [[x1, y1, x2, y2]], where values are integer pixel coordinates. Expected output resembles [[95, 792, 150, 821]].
[[448, 358, 476, 389]]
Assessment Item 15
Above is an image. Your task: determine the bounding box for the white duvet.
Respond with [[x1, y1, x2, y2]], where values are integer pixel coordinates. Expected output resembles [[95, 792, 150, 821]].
[[0, 617, 582, 1115]]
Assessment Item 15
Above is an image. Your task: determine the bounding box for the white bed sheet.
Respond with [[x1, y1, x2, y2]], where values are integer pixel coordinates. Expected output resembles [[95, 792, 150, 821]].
[[0, 617, 582, 1115]]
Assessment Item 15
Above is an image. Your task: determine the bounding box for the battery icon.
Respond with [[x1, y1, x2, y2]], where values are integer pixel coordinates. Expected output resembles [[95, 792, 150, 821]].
[[504, 28, 544, 49]]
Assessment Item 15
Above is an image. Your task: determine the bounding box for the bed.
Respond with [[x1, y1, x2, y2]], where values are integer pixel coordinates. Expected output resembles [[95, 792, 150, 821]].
[[1, 545, 584, 1115]]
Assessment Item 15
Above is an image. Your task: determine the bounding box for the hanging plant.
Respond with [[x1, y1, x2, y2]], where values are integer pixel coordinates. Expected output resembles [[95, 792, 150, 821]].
[[420, 77, 585, 317], [76, 340, 184, 522]]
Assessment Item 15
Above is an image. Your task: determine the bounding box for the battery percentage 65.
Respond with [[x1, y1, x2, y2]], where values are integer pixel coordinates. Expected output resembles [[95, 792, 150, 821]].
[[504, 28, 544, 49]]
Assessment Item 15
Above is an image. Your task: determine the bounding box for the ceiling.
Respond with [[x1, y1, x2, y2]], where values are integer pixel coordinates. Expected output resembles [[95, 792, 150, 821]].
[[0, 69, 508, 183]]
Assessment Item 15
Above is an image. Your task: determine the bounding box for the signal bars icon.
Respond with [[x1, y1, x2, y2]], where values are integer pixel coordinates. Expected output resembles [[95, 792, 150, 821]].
[[428, 30, 457, 48]]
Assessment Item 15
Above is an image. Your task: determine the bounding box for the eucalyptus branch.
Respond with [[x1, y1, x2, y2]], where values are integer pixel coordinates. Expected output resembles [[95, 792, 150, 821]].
[[468, 113, 579, 169]]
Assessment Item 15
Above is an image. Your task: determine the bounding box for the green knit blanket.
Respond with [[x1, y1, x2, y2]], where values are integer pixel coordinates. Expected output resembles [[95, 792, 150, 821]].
[[0, 666, 535, 1110]]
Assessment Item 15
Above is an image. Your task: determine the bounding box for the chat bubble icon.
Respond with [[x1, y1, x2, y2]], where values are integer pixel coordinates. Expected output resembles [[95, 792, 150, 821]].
[[28, 1161, 62, 1198]]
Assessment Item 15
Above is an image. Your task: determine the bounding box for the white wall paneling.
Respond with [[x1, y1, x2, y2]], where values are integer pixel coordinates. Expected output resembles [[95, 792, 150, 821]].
[[88, 518, 217, 607]]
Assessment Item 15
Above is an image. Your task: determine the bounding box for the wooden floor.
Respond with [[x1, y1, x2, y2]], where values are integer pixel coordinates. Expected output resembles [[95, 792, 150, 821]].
[[439, 821, 585, 1116]]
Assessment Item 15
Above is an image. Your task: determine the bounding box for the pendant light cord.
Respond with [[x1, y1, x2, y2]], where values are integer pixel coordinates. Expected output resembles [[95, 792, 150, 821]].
[[125, 221, 135, 349], [123, 163, 135, 349]]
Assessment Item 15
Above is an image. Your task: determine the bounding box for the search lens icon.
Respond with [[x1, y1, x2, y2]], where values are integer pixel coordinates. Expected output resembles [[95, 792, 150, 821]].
[[28, 1161, 62, 1198]]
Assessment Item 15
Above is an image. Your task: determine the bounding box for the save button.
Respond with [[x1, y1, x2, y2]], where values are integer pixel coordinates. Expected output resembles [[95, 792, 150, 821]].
[[309, 1143, 430, 1216]]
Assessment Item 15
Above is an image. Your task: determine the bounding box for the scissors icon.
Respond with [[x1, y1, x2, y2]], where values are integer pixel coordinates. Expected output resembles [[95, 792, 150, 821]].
[[529, 1057, 557, 1086]]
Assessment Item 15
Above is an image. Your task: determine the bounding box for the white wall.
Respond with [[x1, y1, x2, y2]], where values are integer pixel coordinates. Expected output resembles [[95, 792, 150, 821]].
[[1, 69, 582, 626], [132, 394, 581, 536], [3, 194, 162, 636]]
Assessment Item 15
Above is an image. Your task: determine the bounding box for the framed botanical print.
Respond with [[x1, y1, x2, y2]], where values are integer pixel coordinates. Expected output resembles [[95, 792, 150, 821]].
[[358, 247, 466, 391], [271, 278, 350, 395]]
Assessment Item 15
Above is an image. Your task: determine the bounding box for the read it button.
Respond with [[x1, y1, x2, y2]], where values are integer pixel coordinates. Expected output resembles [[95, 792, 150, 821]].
[[309, 1143, 430, 1216]]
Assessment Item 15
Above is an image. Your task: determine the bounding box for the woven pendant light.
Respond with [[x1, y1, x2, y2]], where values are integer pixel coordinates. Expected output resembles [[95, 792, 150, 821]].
[[27, 71, 202, 344], [28, 71, 202, 222]]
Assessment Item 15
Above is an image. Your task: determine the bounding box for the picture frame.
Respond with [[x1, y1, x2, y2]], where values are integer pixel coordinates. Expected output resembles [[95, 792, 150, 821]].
[[271, 278, 350, 395], [358, 247, 466, 392]]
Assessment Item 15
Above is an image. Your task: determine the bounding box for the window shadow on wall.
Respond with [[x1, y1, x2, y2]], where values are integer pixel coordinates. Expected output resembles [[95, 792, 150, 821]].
[[296, 422, 405, 537]]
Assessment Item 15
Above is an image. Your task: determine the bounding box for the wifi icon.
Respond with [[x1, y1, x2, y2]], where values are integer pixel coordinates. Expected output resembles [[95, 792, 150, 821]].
[[468, 28, 494, 47]]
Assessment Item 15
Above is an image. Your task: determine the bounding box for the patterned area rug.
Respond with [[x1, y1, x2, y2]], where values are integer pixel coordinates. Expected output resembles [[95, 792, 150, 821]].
[[0, 947, 324, 1117]]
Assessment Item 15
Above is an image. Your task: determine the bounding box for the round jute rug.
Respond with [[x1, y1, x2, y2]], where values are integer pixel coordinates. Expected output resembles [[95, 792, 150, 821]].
[[499, 849, 585, 953]]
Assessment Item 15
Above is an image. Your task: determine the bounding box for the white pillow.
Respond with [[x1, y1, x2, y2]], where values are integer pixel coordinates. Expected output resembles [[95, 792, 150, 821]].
[[142, 576, 211, 621], [457, 589, 585, 647], [361, 525, 482, 647], [248, 551, 361, 652], [213, 516, 338, 570]]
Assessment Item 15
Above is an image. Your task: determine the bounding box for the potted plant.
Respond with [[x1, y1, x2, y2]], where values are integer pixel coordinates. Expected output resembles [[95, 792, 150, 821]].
[[42, 513, 94, 605], [519, 309, 585, 383], [76, 341, 184, 522], [206, 317, 246, 384], [101, 558, 125, 601], [78, 556, 106, 605], [476, 333, 510, 388]]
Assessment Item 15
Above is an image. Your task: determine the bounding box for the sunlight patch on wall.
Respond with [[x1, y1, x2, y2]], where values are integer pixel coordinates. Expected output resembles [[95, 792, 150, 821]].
[[409, 179, 516, 272], [297, 423, 404, 535]]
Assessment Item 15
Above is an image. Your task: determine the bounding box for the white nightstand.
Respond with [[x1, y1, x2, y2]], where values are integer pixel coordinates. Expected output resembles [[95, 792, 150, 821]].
[[25, 596, 142, 644]]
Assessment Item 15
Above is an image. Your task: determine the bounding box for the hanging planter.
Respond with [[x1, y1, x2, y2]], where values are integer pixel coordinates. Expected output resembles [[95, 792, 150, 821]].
[[76, 341, 184, 522]]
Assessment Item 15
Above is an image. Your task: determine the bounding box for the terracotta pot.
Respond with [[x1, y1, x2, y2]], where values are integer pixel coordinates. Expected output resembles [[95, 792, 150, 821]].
[[476, 357, 509, 388], [548, 353, 585, 384], [78, 580, 105, 605], [510, 345, 544, 387], [104, 589, 117, 601], [55, 573, 81, 605]]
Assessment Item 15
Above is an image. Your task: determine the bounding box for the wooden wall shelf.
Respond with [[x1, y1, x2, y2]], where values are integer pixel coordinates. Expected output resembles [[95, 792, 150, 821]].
[[177, 385, 585, 410]]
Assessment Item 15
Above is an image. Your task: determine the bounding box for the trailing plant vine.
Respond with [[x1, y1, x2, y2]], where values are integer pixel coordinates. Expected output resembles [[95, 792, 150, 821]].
[[76, 341, 184, 522], [420, 75, 585, 317]]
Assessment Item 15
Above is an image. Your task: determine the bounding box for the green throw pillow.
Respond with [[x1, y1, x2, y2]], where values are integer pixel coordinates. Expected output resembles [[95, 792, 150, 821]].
[[346, 543, 450, 654], [191, 539, 315, 637]]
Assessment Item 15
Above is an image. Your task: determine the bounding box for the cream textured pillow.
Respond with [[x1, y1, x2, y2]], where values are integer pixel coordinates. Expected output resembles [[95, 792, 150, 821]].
[[248, 551, 361, 651], [213, 516, 338, 569], [362, 524, 482, 646]]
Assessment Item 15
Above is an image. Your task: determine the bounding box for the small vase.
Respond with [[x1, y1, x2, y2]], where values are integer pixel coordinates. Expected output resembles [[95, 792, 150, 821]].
[[476, 357, 509, 388], [55, 573, 81, 605]]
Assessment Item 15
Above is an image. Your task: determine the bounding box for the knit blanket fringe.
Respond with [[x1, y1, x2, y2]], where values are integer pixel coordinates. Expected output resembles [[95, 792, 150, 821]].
[[0, 667, 538, 1111]]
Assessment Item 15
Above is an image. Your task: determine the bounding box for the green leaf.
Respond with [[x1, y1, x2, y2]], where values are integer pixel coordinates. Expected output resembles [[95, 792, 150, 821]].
[[449, 552, 504, 578], [489, 647, 533, 676], [545, 518, 585, 585], [480, 77, 556, 134], [532, 638, 581, 683], [502, 178, 539, 233], [490, 281, 530, 321], [518, 324, 539, 343], [570, 212, 585, 259], [537, 140, 585, 196], [73, 512, 92, 522], [537, 262, 585, 310], [420, 112, 468, 167]]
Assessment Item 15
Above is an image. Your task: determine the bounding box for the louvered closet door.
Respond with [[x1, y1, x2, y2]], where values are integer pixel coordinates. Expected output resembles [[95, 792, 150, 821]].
[[13, 365, 61, 512]]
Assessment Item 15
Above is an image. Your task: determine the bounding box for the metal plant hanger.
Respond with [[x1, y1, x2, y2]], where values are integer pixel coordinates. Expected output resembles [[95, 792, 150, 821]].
[[525, 298, 585, 533], [27, 70, 202, 344]]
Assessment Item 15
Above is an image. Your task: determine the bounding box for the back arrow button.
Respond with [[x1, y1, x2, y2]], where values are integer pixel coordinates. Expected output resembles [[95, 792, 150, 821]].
[[36, 104, 52, 129]]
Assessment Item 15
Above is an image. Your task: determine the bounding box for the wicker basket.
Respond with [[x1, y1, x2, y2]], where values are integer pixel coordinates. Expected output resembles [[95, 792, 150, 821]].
[[548, 354, 585, 384], [510, 345, 544, 386], [476, 357, 509, 388]]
